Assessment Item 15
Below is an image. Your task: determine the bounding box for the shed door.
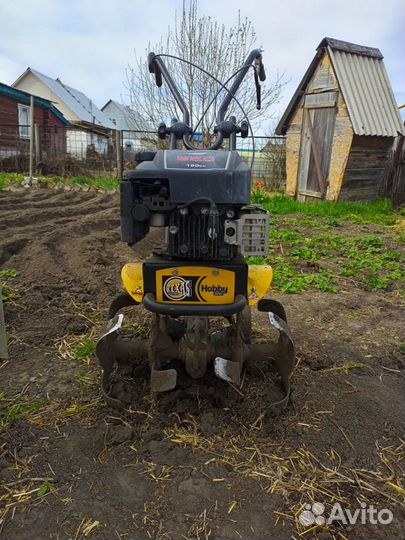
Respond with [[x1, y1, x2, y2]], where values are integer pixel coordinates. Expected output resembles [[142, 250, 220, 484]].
[[297, 92, 337, 200]]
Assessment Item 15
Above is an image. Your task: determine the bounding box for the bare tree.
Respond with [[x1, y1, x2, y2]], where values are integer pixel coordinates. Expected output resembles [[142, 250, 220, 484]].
[[125, 0, 285, 137]]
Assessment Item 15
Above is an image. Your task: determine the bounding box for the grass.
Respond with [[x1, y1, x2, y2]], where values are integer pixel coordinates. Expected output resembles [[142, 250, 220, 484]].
[[0, 172, 25, 190], [251, 192, 397, 225], [270, 257, 338, 293], [0, 268, 19, 302], [247, 197, 404, 294], [0, 172, 120, 192], [0, 392, 48, 429], [267, 231, 404, 294], [73, 338, 96, 361]]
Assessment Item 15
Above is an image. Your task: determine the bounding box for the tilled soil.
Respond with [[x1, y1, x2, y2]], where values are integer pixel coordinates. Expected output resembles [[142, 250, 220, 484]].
[[0, 188, 404, 540]]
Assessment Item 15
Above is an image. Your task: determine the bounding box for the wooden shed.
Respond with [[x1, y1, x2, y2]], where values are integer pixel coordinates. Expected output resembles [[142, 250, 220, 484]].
[[275, 38, 404, 202]]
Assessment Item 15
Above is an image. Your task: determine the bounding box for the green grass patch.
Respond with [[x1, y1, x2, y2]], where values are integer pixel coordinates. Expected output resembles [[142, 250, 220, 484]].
[[0, 392, 48, 429], [0, 172, 120, 192], [73, 338, 96, 361], [270, 229, 304, 245], [251, 194, 397, 225], [245, 256, 267, 265], [70, 176, 120, 191], [271, 256, 338, 293], [0, 172, 25, 190], [248, 222, 404, 294], [0, 268, 19, 302], [336, 361, 366, 374]]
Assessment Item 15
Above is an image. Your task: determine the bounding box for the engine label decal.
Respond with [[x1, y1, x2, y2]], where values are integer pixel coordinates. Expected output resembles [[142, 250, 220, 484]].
[[156, 267, 235, 304], [164, 150, 230, 170]]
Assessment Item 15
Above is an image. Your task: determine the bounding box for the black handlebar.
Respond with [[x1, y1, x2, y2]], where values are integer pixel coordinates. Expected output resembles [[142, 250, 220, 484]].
[[148, 52, 191, 127], [148, 49, 265, 150]]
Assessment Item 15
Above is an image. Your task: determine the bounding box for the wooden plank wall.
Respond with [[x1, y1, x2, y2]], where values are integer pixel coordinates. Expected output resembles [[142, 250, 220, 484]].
[[339, 136, 394, 201], [380, 135, 405, 207]]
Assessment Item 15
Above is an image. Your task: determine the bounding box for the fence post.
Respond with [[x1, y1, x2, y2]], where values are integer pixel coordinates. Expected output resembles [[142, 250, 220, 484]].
[[29, 95, 34, 180], [34, 123, 41, 164], [0, 292, 7, 360], [116, 130, 123, 178]]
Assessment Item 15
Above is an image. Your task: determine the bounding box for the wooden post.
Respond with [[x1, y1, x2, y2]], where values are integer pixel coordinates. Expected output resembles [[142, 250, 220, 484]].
[[29, 95, 34, 180], [34, 123, 40, 164], [116, 130, 123, 177], [0, 293, 8, 360]]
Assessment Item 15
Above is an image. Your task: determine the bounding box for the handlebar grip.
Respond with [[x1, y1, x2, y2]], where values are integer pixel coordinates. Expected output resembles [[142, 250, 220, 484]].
[[256, 84, 261, 110], [147, 52, 156, 73], [148, 52, 163, 87], [259, 62, 266, 82], [154, 69, 163, 87]]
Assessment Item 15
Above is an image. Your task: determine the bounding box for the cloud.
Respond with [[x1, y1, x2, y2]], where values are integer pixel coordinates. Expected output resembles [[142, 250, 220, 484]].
[[0, 0, 403, 127]]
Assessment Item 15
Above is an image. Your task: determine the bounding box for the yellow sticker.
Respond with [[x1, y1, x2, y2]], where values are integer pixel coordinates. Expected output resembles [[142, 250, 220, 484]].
[[156, 267, 235, 304]]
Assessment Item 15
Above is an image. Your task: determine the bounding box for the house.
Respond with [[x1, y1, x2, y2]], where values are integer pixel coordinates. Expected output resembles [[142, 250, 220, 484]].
[[102, 99, 148, 159], [275, 38, 404, 202], [0, 82, 68, 162], [13, 68, 115, 159], [101, 99, 142, 131]]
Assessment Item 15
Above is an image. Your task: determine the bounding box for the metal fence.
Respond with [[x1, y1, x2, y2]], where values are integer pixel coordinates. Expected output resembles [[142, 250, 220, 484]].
[[121, 130, 286, 190], [0, 124, 119, 177], [0, 124, 286, 187], [236, 136, 286, 189]]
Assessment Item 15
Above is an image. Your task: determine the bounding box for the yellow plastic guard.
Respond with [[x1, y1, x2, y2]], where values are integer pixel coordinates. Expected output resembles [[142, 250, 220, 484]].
[[121, 263, 144, 303], [122, 262, 272, 306], [247, 265, 273, 305]]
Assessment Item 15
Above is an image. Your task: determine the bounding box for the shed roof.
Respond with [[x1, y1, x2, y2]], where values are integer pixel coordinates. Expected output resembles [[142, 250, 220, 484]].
[[275, 37, 404, 137], [13, 68, 115, 129]]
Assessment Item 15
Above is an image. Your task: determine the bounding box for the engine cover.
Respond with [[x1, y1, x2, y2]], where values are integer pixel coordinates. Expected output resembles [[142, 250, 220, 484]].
[[120, 149, 268, 261], [123, 149, 251, 204]]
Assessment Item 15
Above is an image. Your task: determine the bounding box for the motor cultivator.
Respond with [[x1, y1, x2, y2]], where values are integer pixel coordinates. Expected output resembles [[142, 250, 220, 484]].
[[96, 49, 295, 414]]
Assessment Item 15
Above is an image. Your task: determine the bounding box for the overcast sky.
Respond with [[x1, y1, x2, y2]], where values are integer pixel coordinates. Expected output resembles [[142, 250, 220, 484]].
[[0, 0, 403, 130]]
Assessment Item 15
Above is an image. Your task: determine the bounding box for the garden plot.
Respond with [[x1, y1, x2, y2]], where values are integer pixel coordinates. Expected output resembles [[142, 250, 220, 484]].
[[0, 187, 404, 540]]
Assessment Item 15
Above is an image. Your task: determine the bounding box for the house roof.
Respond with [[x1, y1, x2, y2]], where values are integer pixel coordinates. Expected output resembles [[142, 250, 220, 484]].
[[101, 99, 143, 130], [13, 68, 115, 129], [0, 82, 69, 125], [275, 37, 404, 138]]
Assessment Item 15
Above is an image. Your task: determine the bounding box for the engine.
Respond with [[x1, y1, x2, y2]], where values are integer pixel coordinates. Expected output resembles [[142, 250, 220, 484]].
[[120, 149, 269, 261]]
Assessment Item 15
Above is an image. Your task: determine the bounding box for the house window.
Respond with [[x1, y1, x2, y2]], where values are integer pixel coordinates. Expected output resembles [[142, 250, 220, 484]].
[[18, 104, 31, 138]]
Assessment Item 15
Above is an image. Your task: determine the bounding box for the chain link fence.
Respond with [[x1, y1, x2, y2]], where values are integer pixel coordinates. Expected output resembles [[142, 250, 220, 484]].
[[0, 124, 286, 189], [121, 130, 286, 190], [0, 124, 119, 177]]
